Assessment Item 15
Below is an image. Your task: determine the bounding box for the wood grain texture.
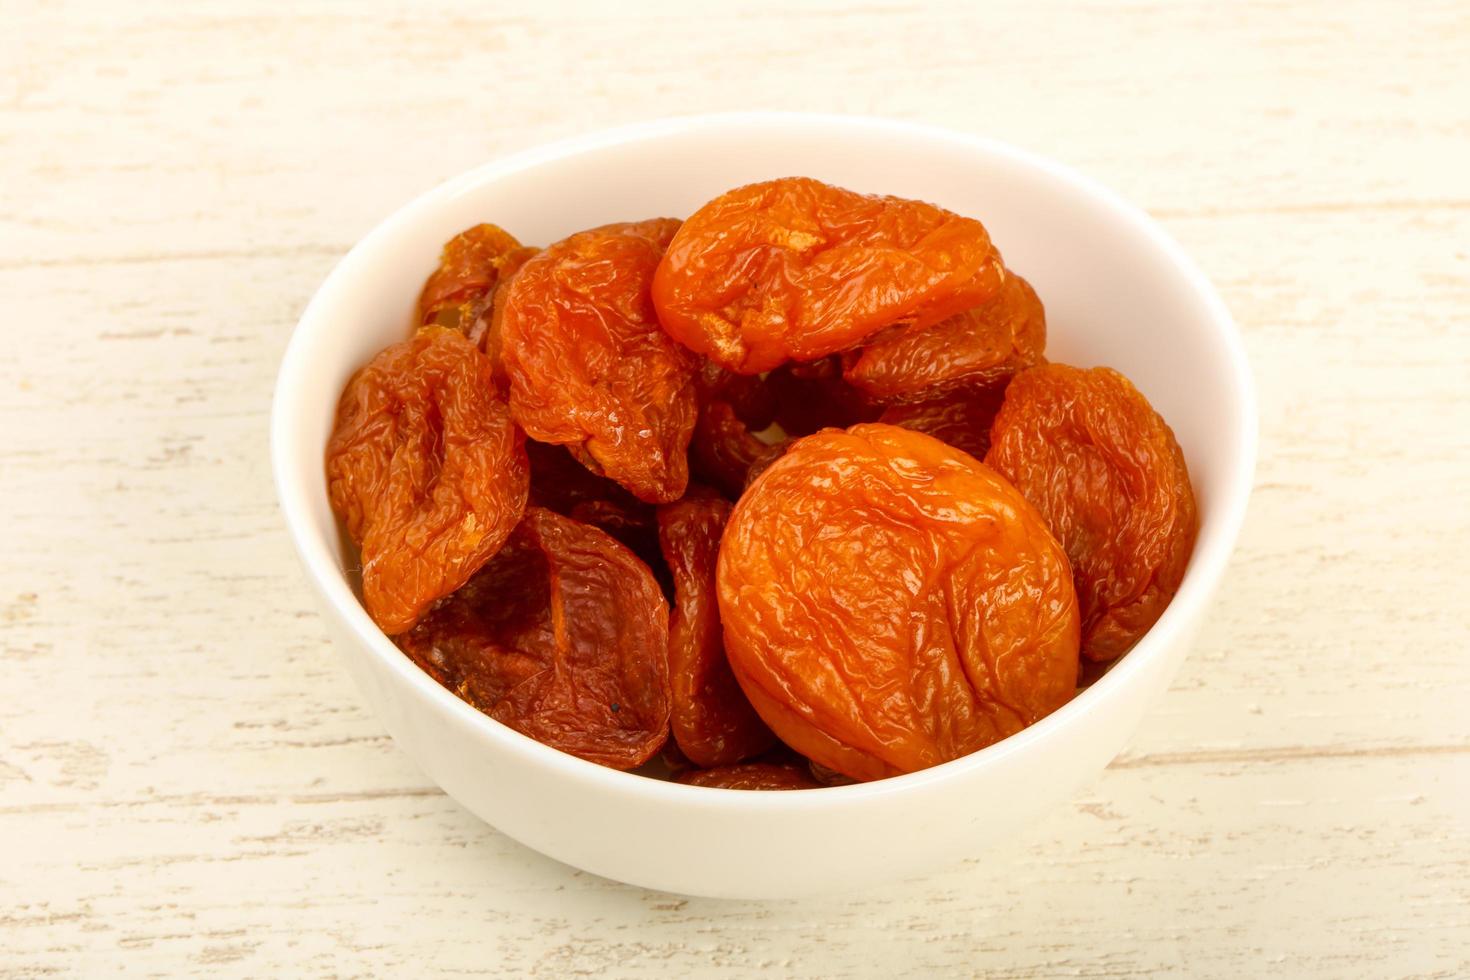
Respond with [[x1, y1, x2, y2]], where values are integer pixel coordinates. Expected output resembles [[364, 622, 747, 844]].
[[2, 0, 1468, 976]]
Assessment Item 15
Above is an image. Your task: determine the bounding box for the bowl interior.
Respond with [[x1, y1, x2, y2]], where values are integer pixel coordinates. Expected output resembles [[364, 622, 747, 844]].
[[273, 114, 1254, 799]]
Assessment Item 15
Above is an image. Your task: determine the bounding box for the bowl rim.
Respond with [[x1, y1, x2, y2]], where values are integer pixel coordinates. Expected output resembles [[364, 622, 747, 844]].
[[270, 110, 1258, 811]]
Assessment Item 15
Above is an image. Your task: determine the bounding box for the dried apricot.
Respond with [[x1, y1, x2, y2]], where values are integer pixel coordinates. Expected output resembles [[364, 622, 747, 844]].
[[689, 401, 786, 499], [877, 384, 1007, 460], [327, 327, 528, 635], [500, 219, 697, 503], [845, 270, 1045, 402], [985, 364, 1198, 662], [718, 423, 1080, 781], [652, 177, 1005, 374], [657, 495, 775, 767], [677, 762, 819, 790], [524, 440, 660, 571], [467, 245, 538, 369], [694, 360, 778, 431], [416, 223, 536, 341], [397, 507, 671, 769]]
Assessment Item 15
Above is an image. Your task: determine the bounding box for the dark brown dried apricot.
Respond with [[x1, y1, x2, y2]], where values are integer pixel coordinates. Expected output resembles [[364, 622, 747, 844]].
[[718, 423, 1080, 781], [689, 401, 787, 499], [985, 364, 1198, 662], [652, 178, 1005, 374], [657, 495, 775, 767], [764, 356, 882, 437], [845, 270, 1045, 402], [500, 219, 697, 503], [693, 360, 778, 431], [397, 507, 671, 769], [524, 440, 660, 568], [677, 762, 820, 790], [326, 327, 528, 635], [877, 384, 1008, 460]]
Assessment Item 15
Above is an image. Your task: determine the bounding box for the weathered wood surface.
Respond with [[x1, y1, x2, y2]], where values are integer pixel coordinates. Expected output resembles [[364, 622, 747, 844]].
[[2, 1, 1467, 976]]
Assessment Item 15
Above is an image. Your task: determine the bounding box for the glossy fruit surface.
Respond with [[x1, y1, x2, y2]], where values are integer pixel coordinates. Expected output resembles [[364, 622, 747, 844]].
[[718, 423, 1081, 781], [416, 223, 536, 347], [397, 507, 671, 769], [326, 327, 527, 635], [689, 401, 786, 499], [657, 495, 775, 767], [986, 364, 1198, 661], [877, 384, 1007, 460], [845, 271, 1045, 402], [501, 218, 696, 502], [652, 177, 1004, 374]]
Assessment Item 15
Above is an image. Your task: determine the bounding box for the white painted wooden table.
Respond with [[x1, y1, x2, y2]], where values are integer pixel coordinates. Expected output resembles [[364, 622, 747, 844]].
[[3, 2, 1467, 976]]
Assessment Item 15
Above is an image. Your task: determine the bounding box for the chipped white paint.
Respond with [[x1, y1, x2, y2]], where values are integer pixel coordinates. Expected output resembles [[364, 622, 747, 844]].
[[1, 1, 1467, 976]]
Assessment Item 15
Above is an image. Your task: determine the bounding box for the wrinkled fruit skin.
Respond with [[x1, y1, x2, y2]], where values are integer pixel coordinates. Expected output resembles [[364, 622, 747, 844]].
[[652, 177, 1005, 374], [657, 496, 776, 767], [326, 327, 528, 635], [469, 246, 539, 372], [845, 270, 1045, 403], [524, 440, 663, 584], [677, 761, 820, 790], [718, 423, 1080, 781], [878, 384, 1008, 460], [985, 365, 1198, 662], [500, 219, 697, 503], [689, 401, 787, 499], [397, 507, 671, 769], [416, 223, 537, 345]]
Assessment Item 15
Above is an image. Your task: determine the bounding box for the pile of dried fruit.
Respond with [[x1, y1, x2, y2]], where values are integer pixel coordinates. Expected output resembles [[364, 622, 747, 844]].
[[326, 178, 1198, 790]]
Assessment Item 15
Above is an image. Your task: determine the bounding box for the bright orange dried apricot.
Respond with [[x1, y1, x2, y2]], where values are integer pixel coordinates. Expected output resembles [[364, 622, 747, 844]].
[[845, 270, 1045, 402], [326, 327, 528, 635], [500, 219, 697, 503], [718, 423, 1080, 781], [986, 364, 1198, 662], [652, 178, 1005, 373], [417, 223, 536, 341]]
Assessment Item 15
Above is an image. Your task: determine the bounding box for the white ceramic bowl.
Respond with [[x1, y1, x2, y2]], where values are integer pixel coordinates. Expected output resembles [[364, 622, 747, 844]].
[[271, 113, 1255, 899]]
